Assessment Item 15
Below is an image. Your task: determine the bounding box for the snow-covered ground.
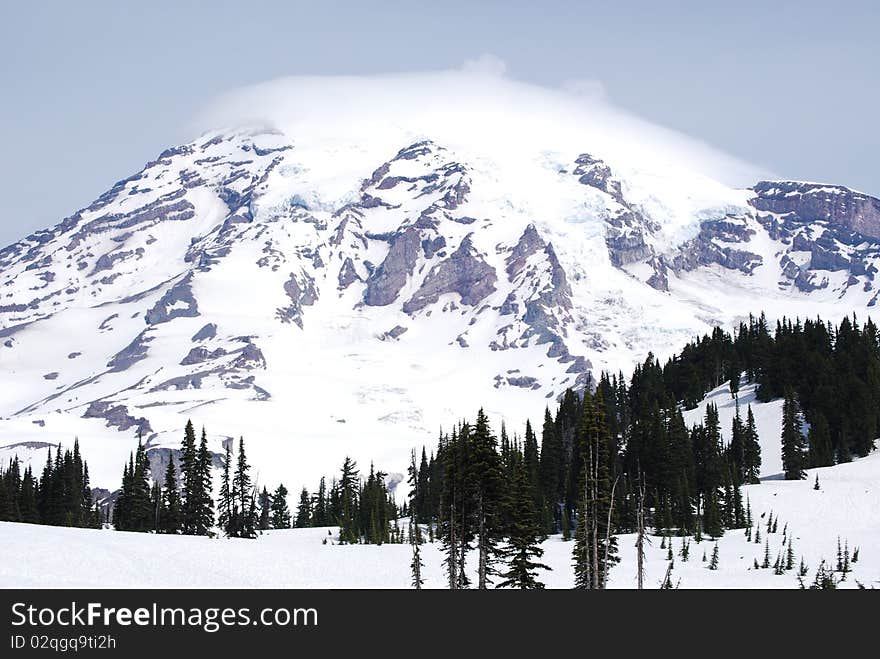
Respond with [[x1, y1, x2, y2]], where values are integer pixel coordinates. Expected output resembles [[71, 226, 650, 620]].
[[2, 451, 877, 589]]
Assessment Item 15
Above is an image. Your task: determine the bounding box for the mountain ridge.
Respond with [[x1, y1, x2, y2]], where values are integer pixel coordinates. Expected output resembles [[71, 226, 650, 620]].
[[1, 126, 879, 489]]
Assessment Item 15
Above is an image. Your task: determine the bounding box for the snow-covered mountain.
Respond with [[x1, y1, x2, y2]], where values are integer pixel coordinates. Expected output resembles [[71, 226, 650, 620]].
[[2, 98, 879, 490]]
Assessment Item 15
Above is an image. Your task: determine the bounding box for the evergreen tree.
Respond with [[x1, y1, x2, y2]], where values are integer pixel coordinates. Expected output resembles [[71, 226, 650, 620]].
[[470, 409, 504, 589], [161, 456, 182, 534], [180, 420, 199, 534], [781, 390, 807, 480], [258, 486, 272, 531], [218, 443, 233, 534], [497, 457, 549, 589], [708, 543, 719, 570], [272, 484, 292, 529], [337, 457, 359, 544], [807, 413, 834, 468], [195, 429, 214, 535], [231, 437, 256, 538]]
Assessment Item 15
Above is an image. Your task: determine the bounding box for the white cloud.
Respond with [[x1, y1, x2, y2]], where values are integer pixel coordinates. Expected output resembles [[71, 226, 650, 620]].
[[460, 53, 508, 77], [193, 60, 769, 187]]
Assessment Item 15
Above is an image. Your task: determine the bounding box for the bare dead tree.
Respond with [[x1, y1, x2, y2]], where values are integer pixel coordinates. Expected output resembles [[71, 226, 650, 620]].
[[636, 469, 647, 590], [580, 454, 592, 588], [601, 474, 620, 589], [590, 439, 599, 589]]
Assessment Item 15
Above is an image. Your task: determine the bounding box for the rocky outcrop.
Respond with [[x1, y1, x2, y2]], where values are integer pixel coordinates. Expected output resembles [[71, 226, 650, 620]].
[[231, 343, 266, 370], [277, 272, 317, 328], [191, 323, 217, 342], [180, 346, 227, 366], [506, 224, 545, 279], [83, 401, 152, 436], [403, 235, 497, 313], [338, 257, 361, 289], [107, 330, 153, 372], [363, 228, 422, 306], [145, 274, 199, 325], [573, 153, 660, 268], [751, 181, 880, 239], [668, 215, 762, 278]]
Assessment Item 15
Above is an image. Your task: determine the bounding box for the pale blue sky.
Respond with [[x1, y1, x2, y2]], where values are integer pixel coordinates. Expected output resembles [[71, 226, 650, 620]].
[[1, 0, 877, 246]]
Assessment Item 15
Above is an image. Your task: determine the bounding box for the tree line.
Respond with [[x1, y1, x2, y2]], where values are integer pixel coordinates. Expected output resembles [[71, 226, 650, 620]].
[[0, 439, 100, 527], [2, 311, 876, 588]]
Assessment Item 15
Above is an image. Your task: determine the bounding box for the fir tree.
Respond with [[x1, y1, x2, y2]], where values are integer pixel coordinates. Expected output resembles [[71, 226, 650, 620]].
[[195, 429, 214, 535], [180, 421, 199, 534], [258, 486, 272, 532], [498, 457, 549, 589], [218, 443, 233, 534], [742, 406, 762, 484], [708, 543, 719, 570], [270, 484, 292, 529], [781, 390, 807, 480], [161, 456, 182, 534]]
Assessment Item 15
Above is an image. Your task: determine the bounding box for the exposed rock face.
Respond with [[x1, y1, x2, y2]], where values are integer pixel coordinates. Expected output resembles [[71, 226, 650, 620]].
[[277, 272, 317, 328], [231, 343, 266, 370], [506, 223, 545, 279], [337, 257, 361, 289], [751, 181, 880, 239], [573, 153, 659, 268], [383, 325, 408, 340], [107, 330, 153, 372], [742, 182, 880, 294], [83, 401, 152, 436], [670, 215, 763, 276], [180, 346, 227, 366], [191, 323, 217, 342], [145, 274, 199, 325], [364, 228, 422, 306], [403, 235, 496, 313]]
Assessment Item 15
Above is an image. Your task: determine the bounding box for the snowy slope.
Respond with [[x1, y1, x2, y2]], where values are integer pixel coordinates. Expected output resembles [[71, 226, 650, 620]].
[[1, 73, 879, 492], [2, 451, 877, 589]]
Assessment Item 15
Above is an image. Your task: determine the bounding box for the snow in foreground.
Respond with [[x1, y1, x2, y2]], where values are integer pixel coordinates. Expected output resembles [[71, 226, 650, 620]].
[[1, 452, 878, 589]]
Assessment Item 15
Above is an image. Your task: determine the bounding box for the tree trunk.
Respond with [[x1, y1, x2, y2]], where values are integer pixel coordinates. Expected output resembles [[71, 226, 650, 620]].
[[477, 492, 487, 589]]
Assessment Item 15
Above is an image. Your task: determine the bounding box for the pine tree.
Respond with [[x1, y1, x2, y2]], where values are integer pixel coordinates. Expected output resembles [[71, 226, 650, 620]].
[[810, 561, 837, 589], [180, 420, 198, 534], [571, 391, 618, 589], [408, 450, 424, 590], [161, 456, 182, 534], [498, 457, 549, 589], [18, 466, 39, 524], [195, 429, 214, 535], [232, 437, 256, 538], [781, 390, 807, 480], [218, 443, 233, 534], [660, 561, 675, 589], [742, 406, 762, 484], [470, 409, 504, 589], [258, 486, 272, 531], [807, 413, 834, 468], [272, 484, 292, 529], [708, 543, 719, 570], [337, 457, 359, 544], [798, 557, 808, 577]]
